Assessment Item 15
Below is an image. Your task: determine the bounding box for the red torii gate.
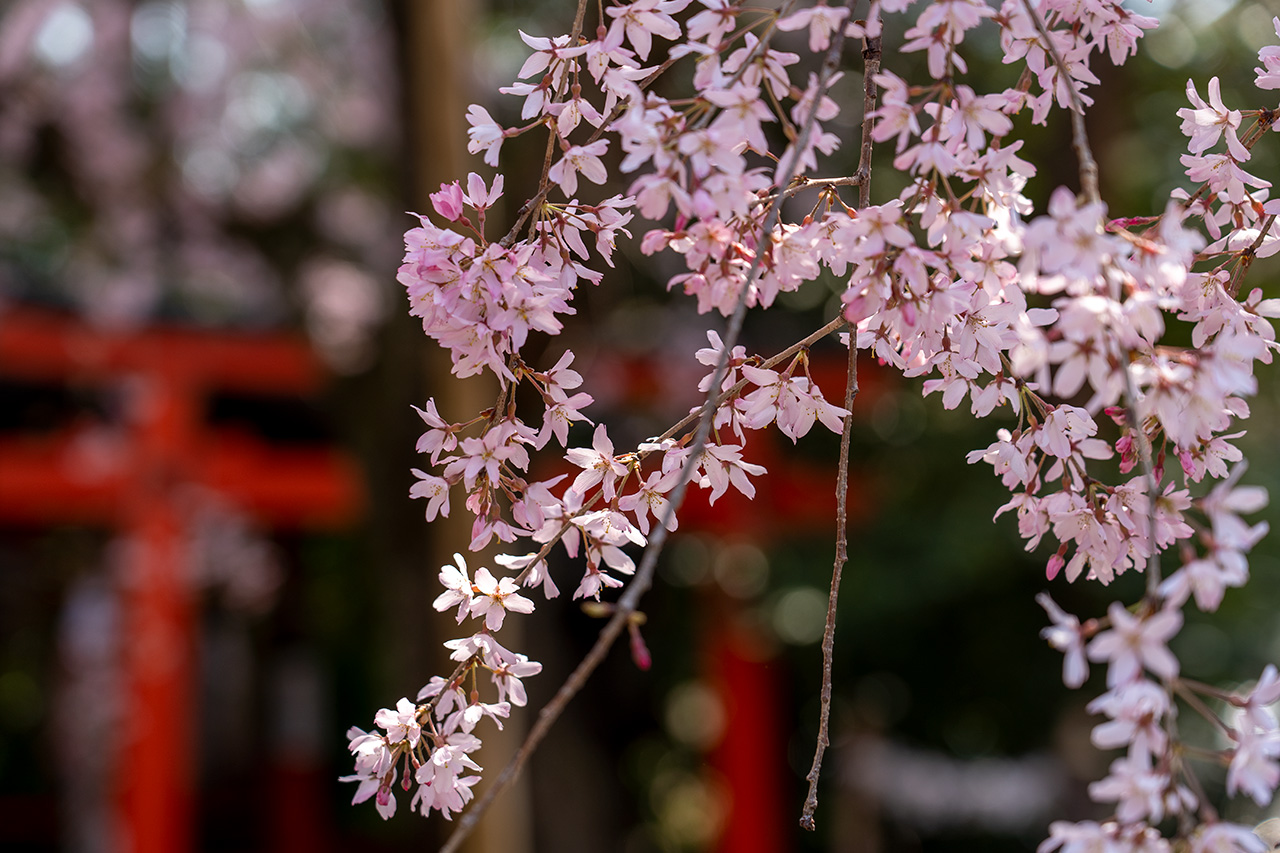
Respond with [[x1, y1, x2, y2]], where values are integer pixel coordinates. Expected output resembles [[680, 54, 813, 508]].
[[0, 306, 362, 852]]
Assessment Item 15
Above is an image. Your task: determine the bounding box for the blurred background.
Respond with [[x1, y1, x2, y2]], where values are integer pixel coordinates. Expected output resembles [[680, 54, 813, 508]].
[[3, 1, 1280, 851]]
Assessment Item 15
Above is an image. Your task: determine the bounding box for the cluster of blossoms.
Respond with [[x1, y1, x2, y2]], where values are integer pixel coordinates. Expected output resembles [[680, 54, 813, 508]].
[[347, 1, 1280, 848]]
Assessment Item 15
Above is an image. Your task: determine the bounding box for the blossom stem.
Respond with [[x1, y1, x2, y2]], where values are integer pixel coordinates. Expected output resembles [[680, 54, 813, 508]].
[[800, 310, 859, 832], [1174, 678, 1235, 737], [1177, 742, 1232, 767]]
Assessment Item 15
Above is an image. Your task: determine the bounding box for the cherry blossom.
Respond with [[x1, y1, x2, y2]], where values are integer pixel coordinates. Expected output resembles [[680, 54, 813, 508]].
[[1186, 822, 1268, 853], [1257, 17, 1280, 90], [605, 0, 688, 61], [1088, 752, 1174, 825], [433, 553, 474, 623], [374, 698, 422, 748], [549, 140, 611, 197], [1239, 665, 1280, 730], [1227, 722, 1280, 807], [489, 652, 543, 707], [469, 566, 536, 631], [776, 3, 852, 53], [340, 728, 398, 818], [465, 105, 505, 166], [618, 468, 681, 535], [1037, 593, 1089, 689], [1087, 679, 1170, 758], [410, 469, 451, 522], [1178, 78, 1248, 160], [412, 736, 483, 820], [564, 423, 628, 500], [1087, 603, 1182, 687]]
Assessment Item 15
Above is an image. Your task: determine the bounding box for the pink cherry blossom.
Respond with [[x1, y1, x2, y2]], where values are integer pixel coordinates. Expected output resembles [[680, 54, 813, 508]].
[[1256, 18, 1280, 90], [686, 0, 738, 48], [409, 469, 451, 522], [549, 140, 610, 197], [469, 566, 536, 631], [374, 697, 422, 748], [412, 736, 483, 819], [1037, 593, 1089, 689], [445, 697, 511, 734], [605, 0, 688, 61], [443, 421, 531, 491], [341, 728, 398, 818], [413, 398, 459, 463], [465, 105, 505, 166], [1186, 822, 1269, 853], [430, 181, 465, 222], [1038, 821, 1128, 853], [515, 30, 588, 81], [1087, 679, 1170, 758], [696, 443, 766, 505], [1086, 603, 1182, 687], [776, 3, 851, 53], [1178, 77, 1248, 160], [433, 553, 475, 623], [618, 468, 681, 535], [1087, 752, 1172, 825], [1227, 722, 1280, 806], [1238, 665, 1280, 731], [564, 423, 628, 500], [488, 652, 543, 707]]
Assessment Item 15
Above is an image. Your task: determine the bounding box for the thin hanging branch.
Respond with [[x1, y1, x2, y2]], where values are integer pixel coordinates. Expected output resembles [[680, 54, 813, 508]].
[[800, 24, 878, 833]]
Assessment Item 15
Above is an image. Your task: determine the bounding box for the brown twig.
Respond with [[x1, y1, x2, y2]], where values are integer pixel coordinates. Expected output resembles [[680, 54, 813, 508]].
[[757, 174, 865, 208], [1227, 213, 1277, 298], [799, 325, 859, 832], [800, 19, 875, 833], [858, 36, 880, 209]]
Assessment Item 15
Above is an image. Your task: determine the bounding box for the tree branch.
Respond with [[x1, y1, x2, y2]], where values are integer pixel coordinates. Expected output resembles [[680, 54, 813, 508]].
[[800, 20, 876, 833]]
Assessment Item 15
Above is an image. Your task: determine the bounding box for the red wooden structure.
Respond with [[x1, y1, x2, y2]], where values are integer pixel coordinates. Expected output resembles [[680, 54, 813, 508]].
[[0, 306, 361, 852]]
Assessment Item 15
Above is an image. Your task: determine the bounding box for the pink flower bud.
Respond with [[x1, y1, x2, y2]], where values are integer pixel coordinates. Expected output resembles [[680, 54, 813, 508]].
[[430, 181, 465, 221], [628, 621, 652, 671], [1046, 549, 1066, 581]]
